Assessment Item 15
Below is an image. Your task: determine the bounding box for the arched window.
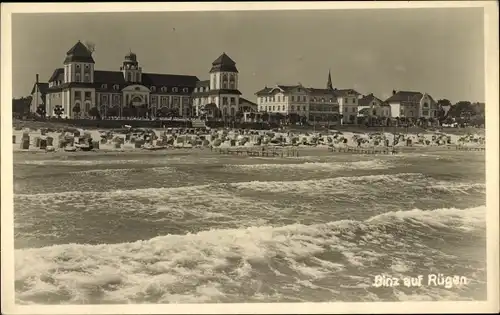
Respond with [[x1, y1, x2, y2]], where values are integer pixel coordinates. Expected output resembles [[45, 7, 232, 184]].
[[172, 87, 178, 93], [183, 88, 189, 93]]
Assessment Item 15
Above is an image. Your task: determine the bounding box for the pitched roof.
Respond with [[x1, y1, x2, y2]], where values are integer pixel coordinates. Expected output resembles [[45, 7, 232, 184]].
[[207, 89, 242, 95], [306, 87, 336, 96], [358, 93, 383, 106], [196, 80, 210, 87], [31, 82, 49, 96], [94, 70, 126, 84], [64, 41, 95, 64], [210, 53, 238, 73], [240, 97, 257, 106], [142, 72, 199, 87], [333, 88, 361, 97], [385, 90, 423, 103], [48, 68, 64, 82]]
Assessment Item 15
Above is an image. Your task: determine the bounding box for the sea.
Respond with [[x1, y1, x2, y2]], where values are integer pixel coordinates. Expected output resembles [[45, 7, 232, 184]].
[[12, 149, 486, 304]]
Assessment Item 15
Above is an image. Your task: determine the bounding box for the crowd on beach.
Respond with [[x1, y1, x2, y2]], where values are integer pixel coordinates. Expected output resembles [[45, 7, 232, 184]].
[[11, 123, 486, 154]]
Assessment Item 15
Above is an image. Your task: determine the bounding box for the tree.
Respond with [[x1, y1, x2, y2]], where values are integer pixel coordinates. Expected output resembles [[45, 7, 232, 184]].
[[235, 110, 244, 122], [448, 101, 473, 118], [300, 115, 308, 125], [54, 105, 64, 118], [36, 105, 46, 118], [107, 106, 119, 117], [88, 106, 100, 119], [289, 113, 300, 124], [73, 105, 81, 119], [261, 111, 269, 122]]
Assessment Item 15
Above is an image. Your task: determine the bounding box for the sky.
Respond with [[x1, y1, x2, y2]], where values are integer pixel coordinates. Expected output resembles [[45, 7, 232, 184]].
[[12, 8, 485, 103]]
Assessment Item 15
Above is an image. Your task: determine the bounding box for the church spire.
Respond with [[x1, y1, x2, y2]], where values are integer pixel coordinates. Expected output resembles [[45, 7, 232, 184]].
[[327, 69, 333, 90]]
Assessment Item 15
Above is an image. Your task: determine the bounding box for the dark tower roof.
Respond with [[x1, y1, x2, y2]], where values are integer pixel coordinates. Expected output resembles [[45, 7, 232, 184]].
[[210, 52, 238, 73], [327, 70, 333, 90], [124, 51, 138, 62], [64, 41, 95, 64]]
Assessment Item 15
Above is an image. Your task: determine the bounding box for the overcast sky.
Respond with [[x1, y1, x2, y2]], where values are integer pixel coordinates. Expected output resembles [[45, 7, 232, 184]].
[[12, 8, 484, 103]]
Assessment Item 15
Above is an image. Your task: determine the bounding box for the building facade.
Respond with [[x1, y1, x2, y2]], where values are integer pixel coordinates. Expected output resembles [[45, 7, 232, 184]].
[[385, 90, 437, 119], [191, 53, 242, 118], [357, 93, 391, 118], [33, 41, 244, 119], [254, 72, 360, 124]]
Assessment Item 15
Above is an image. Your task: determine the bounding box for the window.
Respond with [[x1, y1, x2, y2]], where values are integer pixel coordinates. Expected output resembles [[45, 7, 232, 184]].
[[291, 105, 295, 111], [278, 96, 281, 102], [151, 86, 156, 92], [102, 95, 108, 105], [423, 110, 429, 116], [85, 92, 91, 100], [352, 98, 356, 103], [423, 102, 429, 108], [183, 88, 189, 93], [344, 98, 348, 104], [114, 85, 119, 90], [85, 65, 89, 69], [265, 97, 268, 102], [75, 91, 81, 100], [344, 107, 348, 112], [291, 95, 295, 102], [172, 87, 178, 93], [84, 73, 90, 82], [230, 97, 235, 105], [76, 64, 80, 69], [75, 73, 81, 82], [101, 84, 107, 89], [303, 96, 307, 102], [321, 98, 325, 102], [161, 87, 167, 92], [303, 106, 306, 111]]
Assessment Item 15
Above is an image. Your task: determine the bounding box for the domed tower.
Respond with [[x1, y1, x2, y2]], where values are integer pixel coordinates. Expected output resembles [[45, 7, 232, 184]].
[[63, 40, 95, 83], [120, 51, 142, 83]]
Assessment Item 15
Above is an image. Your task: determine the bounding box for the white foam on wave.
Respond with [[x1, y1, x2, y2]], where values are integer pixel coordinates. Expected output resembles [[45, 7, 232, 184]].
[[226, 160, 392, 172], [15, 205, 485, 304], [68, 166, 176, 175]]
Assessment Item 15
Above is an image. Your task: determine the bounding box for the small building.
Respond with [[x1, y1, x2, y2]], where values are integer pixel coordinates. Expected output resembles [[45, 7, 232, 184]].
[[357, 93, 391, 118], [385, 90, 437, 120]]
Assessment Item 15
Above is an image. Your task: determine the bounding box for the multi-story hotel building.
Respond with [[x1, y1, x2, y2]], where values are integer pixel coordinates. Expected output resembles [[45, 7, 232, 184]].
[[255, 71, 361, 124], [31, 41, 243, 119]]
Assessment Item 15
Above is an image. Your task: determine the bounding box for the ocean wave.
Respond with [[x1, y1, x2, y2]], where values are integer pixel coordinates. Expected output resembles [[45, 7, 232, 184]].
[[68, 166, 176, 175], [225, 160, 393, 172], [14, 206, 486, 304]]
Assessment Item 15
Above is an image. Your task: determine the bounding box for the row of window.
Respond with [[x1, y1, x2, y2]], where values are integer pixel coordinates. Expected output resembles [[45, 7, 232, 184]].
[[97, 84, 190, 93], [259, 105, 308, 112]]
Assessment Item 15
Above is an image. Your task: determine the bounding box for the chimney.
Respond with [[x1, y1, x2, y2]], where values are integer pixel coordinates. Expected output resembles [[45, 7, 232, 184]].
[[392, 90, 396, 95], [36, 74, 39, 83]]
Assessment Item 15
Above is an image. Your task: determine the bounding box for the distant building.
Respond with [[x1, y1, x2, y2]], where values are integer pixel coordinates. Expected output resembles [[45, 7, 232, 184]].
[[254, 71, 360, 124], [31, 41, 244, 119], [385, 90, 437, 119], [357, 93, 391, 118]]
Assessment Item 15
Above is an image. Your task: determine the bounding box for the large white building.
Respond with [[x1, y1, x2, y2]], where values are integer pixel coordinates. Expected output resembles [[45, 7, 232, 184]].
[[254, 71, 361, 124], [384, 90, 437, 119], [30, 41, 245, 119]]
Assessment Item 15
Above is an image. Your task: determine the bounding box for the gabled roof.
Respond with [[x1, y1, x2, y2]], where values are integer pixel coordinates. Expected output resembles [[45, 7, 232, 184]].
[[207, 88, 242, 95], [31, 82, 49, 96], [358, 93, 383, 106], [64, 41, 95, 64], [48, 68, 64, 82], [210, 53, 238, 73], [385, 90, 423, 103], [255, 87, 272, 95]]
